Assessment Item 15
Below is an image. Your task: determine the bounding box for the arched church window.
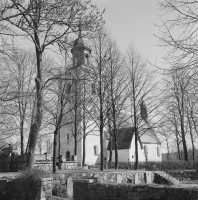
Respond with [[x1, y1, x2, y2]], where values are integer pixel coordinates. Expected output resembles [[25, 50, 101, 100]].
[[157, 146, 160, 157], [144, 145, 148, 155], [91, 83, 96, 94], [94, 145, 98, 155], [66, 151, 70, 161]]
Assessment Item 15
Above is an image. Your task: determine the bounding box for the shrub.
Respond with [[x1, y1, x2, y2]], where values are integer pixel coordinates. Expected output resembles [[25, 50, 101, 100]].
[[14, 167, 50, 189], [107, 161, 198, 171], [52, 184, 67, 198]]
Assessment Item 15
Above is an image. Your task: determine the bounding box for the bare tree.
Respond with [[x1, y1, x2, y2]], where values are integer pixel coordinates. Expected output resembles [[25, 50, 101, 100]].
[[163, 68, 190, 160], [105, 39, 128, 169], [0, 48, 37, 155], [89, 28, 111, 171], [125, 44, 158, 169], [0, 0, 103, 168], [157, 1, 198, 66], [44, 67, 77, 173]]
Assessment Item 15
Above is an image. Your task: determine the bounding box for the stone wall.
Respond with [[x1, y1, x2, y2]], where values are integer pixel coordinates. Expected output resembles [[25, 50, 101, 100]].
[[52, 171, 155, 186], [73, 179, 198, 200], [0, 177, 52, 200], [0, 151, 78, 172], [52, 171, 155, 198], [59, 161, 78, 170]]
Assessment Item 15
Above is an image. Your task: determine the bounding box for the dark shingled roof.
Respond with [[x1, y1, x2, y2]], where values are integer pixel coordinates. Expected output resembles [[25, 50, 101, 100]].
[[107, 127, 135, 150], [107, 126, 161, 150]]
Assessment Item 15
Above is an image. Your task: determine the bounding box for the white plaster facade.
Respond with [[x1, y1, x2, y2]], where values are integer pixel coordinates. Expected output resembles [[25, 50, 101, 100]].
[[109, 138, 162, 163], [59, 119, 108, 165]]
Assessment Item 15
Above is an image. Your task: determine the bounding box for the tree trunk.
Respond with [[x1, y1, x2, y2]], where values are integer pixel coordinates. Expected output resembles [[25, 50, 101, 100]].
[[82, 74, 86, 167], [132, 73, 138, 170], [187, 112, 195, 161], [134, 127, 138, 170], [82, 103, 86, 166], [99, 77, 104, 171], [53, 130, 58, 173], [82, 135, 86, 166], [174, 117, 181, 160], [179, 87, 188, 161], [111, 96, 118, 169], [191, 110, 198, 160], [100, 124, 104, 171], [111, 73, 118, 169], [109, 134, 112, 162], [20, 118, 24, 155], [58, 130, 61, 158], [180, 116, 188, 161], [166, 138, 170, 161], [74, 74, 78, 156], [113, 128, 118, 169], [176, 132, 181, 160], [27, 49, 43, 168]]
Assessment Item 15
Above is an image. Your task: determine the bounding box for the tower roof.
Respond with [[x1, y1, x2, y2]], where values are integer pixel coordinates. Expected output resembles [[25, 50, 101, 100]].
[[73, 37, 84, 48]]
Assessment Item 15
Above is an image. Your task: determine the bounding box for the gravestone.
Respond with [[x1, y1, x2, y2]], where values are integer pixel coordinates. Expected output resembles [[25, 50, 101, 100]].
[[134, 173, 139, 184], [116, 174, 122, 183], [67, 177, 73, 198], [144, 172, 152, 184]]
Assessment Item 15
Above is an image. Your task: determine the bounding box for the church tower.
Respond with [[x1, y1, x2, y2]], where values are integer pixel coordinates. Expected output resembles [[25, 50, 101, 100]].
[[71, 29, 91, 70], [58, 28, 92, 165], [71, 36, 85, 69]]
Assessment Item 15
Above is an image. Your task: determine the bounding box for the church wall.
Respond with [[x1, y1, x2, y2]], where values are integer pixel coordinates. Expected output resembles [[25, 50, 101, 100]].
[[108, 137, 162, 163], [59, 124, 82, 164], [84, 133, 101, 165], [143, 143, 161, 162], [109, 149, 129, 162], [129, 137, 145, 162], [129, 137, 162, 162], [84, 121, 107, 165]]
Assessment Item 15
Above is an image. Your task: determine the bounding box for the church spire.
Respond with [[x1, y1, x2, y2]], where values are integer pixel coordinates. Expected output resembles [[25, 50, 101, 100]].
[[78, 19, 82, 39], [140, 97, 148, 122]]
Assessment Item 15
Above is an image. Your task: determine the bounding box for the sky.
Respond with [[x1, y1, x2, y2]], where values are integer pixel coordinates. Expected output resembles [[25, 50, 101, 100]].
[[91, 0, 167, 69]]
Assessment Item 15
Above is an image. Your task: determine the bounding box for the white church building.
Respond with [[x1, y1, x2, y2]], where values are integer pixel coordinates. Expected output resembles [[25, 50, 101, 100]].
[[57, 34, 162, 166]]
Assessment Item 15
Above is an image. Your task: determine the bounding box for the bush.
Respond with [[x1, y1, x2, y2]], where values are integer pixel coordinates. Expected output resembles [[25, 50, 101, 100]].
[[107, 161, 198, 171], [52, 184, 67, 198], [14, 167, 50, 189]]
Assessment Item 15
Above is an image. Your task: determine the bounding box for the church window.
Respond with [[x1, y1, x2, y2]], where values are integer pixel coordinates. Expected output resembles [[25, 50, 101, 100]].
[[66, 151, 70, 161], [91, 83, 96, 94], [144, 145, 148, 154], [157, 146, 160, 157], [94, 145, 98, 155], [67, 134, 69, 140]]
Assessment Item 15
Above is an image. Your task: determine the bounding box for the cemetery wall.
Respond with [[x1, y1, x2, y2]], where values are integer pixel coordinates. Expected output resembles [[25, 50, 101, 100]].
[[52, 171, 155, 186], [0, 177, 52, 200], [0, 151, 78, 172], [73, 179, 198, 200]]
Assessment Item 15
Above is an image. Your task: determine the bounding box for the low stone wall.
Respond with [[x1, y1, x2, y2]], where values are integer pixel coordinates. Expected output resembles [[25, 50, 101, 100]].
[[0, 151, 78, 172], [52, 171, 155, 186], [0, 177, 52, 200], [165, 170, 197, 181], [73, 179, 198, 200], [52, 171, 156, 199], [59, 161, 78, 170]]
